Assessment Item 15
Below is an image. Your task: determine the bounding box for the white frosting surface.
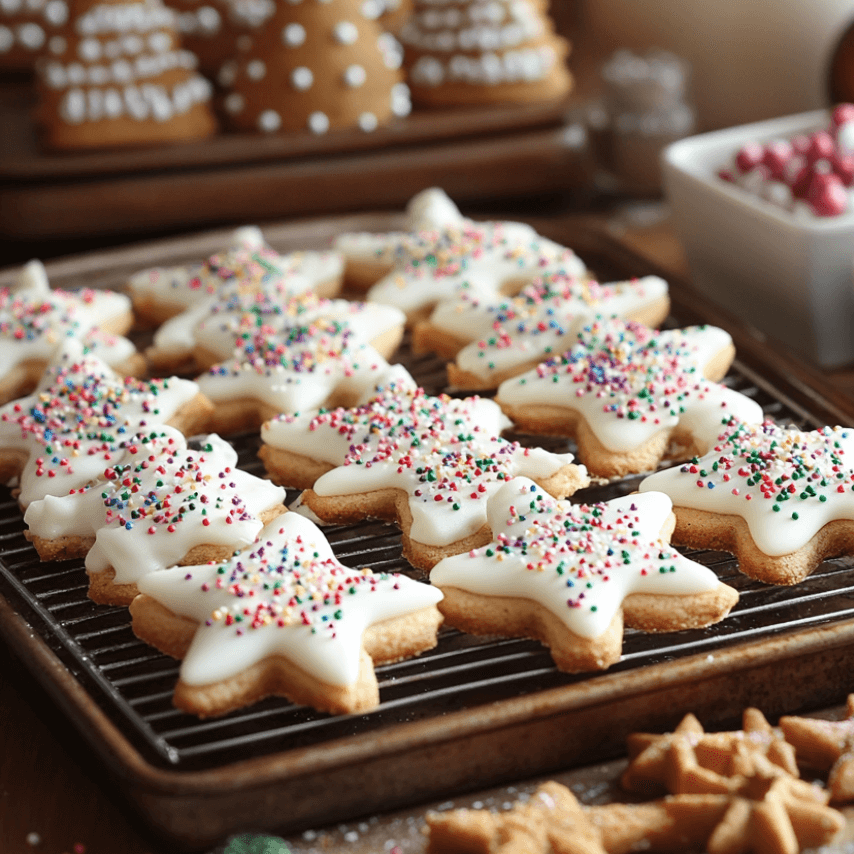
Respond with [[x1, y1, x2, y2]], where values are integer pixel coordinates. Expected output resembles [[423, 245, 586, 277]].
[[430, 477, 724, 639], [24, 427, 285, 584], [0, 339, 201, 506], [639, 421, 854, 557], [261, 381, 585, 547], [496, 319, 763, 454], [137, 513, 443, 687]]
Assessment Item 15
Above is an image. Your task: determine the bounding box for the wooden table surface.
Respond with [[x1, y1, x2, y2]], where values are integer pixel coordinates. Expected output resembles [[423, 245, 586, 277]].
[[2, 209, 854, 854]]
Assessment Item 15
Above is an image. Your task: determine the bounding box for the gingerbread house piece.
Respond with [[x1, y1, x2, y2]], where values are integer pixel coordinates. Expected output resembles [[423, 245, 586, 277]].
[[34, 0, 218, 150], [0, 0, 68, 71], [218, 0, 411, 135], [398, 0, 573, 107]]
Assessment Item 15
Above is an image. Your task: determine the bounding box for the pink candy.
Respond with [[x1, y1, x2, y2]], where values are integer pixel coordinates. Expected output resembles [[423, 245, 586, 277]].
[[719, 103, 854, 217]]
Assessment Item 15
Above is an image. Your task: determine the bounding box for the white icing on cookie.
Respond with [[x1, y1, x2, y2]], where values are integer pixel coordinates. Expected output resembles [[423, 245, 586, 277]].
[[0, 340, 202, 506], [639, 420, 854, 557], [24, 427, 286, 585], [261, 380, 586, 547], [136, 512, 443, 687], [429, 273, 668, 381], [0, 259, 135, 377], [496, 319, 764, 454], [430, 477, 725, 640]]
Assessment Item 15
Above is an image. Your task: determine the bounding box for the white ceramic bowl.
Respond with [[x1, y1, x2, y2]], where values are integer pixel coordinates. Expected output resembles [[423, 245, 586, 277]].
[[662, 108, 854, 367]]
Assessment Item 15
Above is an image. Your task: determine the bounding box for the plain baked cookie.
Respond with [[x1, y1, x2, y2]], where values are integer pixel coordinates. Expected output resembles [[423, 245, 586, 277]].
[[130, 512, 444, 716], [429, 477, 739, 672], [259, 378, 589, 570], [413, 272, 670, 389], [0, 339, 212, 508], [126, 225, 344, 328], [639, 420, 854, 585], [0, 259, 141, 404], [34, 0, 217, 150], [495, 318, 764, 478], [23, 427, 287, 605], [399, 0, 573, 107]]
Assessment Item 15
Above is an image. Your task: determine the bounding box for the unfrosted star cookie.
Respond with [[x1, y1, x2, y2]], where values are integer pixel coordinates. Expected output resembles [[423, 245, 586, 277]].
[[146, 281, 404, 375], [640, 420, 854, 585], [496, 318, 764, 478], [0, 259, 140, 404], [126, 225, 344, 328], [23, 427, 287, 605], [430, 478, 738, 672], [0, 340, 212, 508], [129, 512, 444, 716], [413, 272, 670, 389], [259, 381, 588, 570], [194, 316, 410, 434]]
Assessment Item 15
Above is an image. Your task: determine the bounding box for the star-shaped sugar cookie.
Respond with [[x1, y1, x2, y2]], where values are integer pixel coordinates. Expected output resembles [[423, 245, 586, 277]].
[[640, 419, 854, 585], [0, 260, 139, 403], [496, 318, 764, 478], [24, 427, 287, 605], [127, 225, 343, 327], [130, 512, 444, 716], [414, 272, 670, 389], [0, 340, 212, 508], [429, 478, 738, 672], [146, 281, 405, 375], [259, 382, 588, 570]]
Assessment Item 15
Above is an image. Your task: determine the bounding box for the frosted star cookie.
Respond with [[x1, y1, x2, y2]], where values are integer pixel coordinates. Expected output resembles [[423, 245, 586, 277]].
[[126, 225, 344, 328], [0, 259, 140, 404], [146, 282, 405, 375], [259, 381, 588, 570], [430, 478, 738, 672], [24, 427, 287, 605], [130, 512, 444, 716], [495, 318, 764, 478], [0, 340, 212, 509], [413, 272, 670, 389], [640, 420, 854, 585]]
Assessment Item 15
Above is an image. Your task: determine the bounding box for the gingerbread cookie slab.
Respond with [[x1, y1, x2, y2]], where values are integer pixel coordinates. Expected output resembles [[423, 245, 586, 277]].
[[639, 420, 854, 585], [414, 272, 670, 389], [23, 427, 287, 605], [130, 512, 444, 716], [0, 340, 212, 508], [430, 478, 738, 672], [495, 319, 764, 478], [259, 380, 588, 570]]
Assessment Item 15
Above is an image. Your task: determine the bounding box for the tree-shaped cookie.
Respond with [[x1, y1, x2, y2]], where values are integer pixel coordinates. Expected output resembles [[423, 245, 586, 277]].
[[130, 512, 444, 716], [399, 0, 573, 107], [260, 381, 588, 570], [218, 0, 411, 134], [24, 426, 287, 604], [496, 318, 764, 478], [430, 478, 738, 672], [413, 272, 670, 389], [34, 0, 217, 150], [640, 420, 854, 585], [0, 339, 212, 508]]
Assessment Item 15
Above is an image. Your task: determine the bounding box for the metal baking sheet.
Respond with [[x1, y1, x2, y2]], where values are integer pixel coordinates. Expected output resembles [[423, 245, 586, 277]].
[[2, 215, 854, 850]]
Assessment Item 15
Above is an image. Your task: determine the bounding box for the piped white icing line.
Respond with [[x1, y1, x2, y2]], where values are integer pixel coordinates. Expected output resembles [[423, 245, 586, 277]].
[[496, 319, 764, 454], [430, 477, 724, 640], [365, 217, 586, 316], [261, 380, 585, 548], [639, 420, 854, 557], [127, 227, 343, 315], [0, 339, 202, 506], [150, 283, 404, 366], [23, 427, 286, 584], [431, 273, 668, 381], [0, 260, 135, 377], [136, 513, 443, 687]]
